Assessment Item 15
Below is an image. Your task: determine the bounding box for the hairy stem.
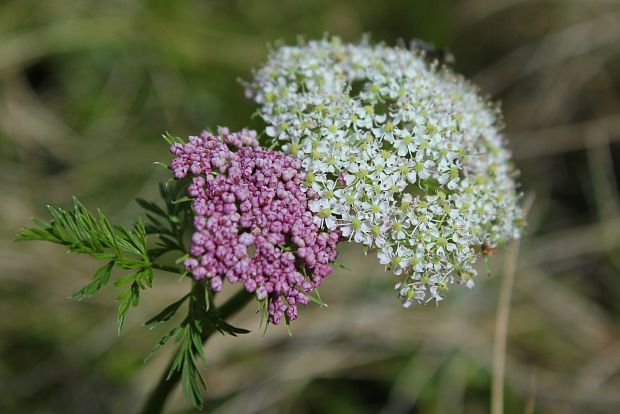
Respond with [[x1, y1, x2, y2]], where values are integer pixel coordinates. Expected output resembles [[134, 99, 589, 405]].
[[139, 288, 254, 414]]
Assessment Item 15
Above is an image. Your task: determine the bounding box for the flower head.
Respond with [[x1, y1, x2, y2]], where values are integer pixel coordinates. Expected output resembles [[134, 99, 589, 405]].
[[249, 37, 524, 306], [171, 128, 339, 325]]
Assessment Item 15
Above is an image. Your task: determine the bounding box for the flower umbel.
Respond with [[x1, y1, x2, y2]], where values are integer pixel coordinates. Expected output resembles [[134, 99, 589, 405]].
[[250, 37, 524, 306], [170, 128, 340, 325]]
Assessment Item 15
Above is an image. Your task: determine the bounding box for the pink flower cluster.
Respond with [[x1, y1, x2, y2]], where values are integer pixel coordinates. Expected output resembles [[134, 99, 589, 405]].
[[170, 128, 340, 325]]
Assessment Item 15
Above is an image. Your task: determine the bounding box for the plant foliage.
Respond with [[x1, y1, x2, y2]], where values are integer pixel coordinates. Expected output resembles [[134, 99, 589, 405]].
[[16, 197, 152, 333], [16, 185, 250, 408]]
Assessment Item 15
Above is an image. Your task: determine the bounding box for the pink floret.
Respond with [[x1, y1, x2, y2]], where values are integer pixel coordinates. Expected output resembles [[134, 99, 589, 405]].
[[170, 129, 339, 325]]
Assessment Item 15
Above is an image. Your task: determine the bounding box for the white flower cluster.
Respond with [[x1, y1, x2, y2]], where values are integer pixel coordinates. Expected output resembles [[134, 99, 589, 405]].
[[248, 37, 524, 307]]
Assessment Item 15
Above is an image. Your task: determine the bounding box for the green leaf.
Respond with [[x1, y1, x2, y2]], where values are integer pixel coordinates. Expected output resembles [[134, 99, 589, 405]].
[[99, 214, 120, 254], [308, 288, 329, 307], [116, 281, 141, 334], [14, 226, 59, 243], [162, 132, 185, 145], [113, 272, 139, 287], [143, 268, 153, 288], [145, 213, 163, 227], [204, 311, 250, 337], [71, 261, 115, 301], [144, 294, 190, 329], [17, 198, 149, 262], [176, 329, 207, 408], [136, 198, 168, 218], [115, 255, 148, 270], [152, 161, 170, 170], [171, 196, 193, 205], [113, 226, 143, 256], [144, 326, 182, 363]]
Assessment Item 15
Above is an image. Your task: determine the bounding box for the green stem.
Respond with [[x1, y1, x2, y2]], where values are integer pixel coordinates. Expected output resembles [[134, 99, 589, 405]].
[[139, 289, 254, 414]]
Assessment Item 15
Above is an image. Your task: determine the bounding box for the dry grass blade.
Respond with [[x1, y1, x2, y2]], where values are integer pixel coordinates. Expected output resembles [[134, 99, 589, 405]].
[[491, 239, 521, 414]]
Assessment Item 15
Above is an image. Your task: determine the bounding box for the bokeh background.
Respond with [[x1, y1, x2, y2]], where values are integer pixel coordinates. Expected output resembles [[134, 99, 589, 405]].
[[2, 1, 620, 413]]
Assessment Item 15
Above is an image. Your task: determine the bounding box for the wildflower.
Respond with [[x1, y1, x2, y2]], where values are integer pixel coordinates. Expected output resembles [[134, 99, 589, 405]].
[[249, 37, 524, 306], [171, 129, 340, 325]]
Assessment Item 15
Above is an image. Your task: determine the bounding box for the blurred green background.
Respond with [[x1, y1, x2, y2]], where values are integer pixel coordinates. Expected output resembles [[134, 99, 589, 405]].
[[2, 1, 620, 413]]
